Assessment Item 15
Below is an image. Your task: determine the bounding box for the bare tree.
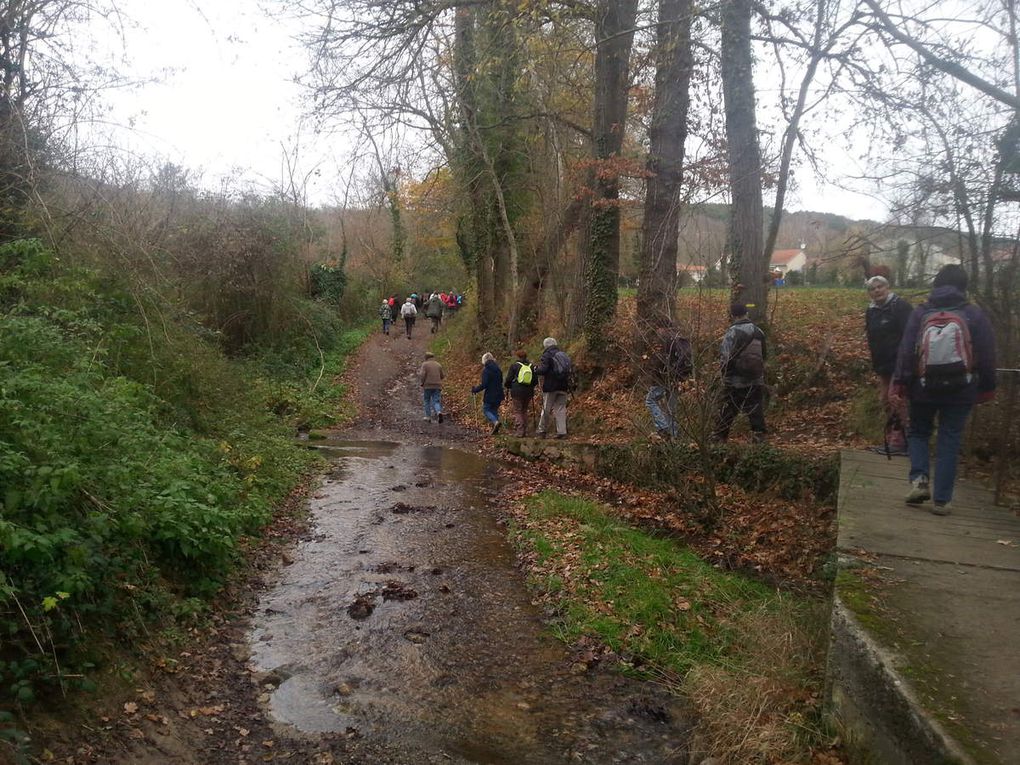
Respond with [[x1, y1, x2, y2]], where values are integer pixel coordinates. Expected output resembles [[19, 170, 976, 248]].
[[635, 0, 694, 329]]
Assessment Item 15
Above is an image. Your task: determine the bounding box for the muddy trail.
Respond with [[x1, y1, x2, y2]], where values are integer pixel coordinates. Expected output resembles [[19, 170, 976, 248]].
[[54, 322, 693, 764]]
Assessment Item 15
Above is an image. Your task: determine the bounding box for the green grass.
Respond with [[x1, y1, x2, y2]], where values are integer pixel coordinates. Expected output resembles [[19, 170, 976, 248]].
[[519, 491, 802, 675]]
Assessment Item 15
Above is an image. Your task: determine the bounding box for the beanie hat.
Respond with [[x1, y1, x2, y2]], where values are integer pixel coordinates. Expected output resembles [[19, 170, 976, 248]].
[[933, 264, 968, 292], [730, 303, 748, 318]]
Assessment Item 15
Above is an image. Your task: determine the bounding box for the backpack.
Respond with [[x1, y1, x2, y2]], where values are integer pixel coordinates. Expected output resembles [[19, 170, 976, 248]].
[[551, 350, 572, 377], [657, 330, 693, 381], [728, 327, 765, 379], [516, 362, 534, 386], [916, 306, 973, 393]]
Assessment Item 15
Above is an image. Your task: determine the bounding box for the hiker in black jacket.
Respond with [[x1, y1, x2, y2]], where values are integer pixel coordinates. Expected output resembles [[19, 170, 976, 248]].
[[865, 276, 912, 455], [504, 350, 538, 436], [535, 337, 570, 439]]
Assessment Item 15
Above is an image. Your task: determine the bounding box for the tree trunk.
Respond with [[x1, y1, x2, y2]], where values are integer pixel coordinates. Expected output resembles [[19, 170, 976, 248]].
[[721, 0, 766, 321], [636, 0, 693, 328], [581, 0, 640, 353]]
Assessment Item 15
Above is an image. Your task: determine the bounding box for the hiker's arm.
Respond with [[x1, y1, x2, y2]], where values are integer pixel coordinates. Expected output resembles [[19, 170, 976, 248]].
[[972, 310, 997, 398], [892, 308, 922, 387]]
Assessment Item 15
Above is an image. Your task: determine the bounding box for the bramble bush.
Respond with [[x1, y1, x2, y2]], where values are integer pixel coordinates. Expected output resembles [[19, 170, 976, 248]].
[[0, 239, 358, 711]]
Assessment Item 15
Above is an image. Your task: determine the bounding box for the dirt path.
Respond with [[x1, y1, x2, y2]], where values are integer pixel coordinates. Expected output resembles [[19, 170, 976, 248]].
[[50, 320, 692, 764]]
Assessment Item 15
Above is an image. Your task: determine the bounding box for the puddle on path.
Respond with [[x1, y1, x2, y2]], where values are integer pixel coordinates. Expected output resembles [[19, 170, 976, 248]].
[[250, 438, 689, 764]]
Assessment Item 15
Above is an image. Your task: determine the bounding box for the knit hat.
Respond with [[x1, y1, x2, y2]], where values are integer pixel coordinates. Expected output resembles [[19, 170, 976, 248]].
[[729, 303, 748, 318], [933, 264, 968, 292]]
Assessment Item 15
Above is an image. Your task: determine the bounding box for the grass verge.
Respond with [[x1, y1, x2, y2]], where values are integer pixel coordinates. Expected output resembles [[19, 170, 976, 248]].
[[513, 490, 840, 763]]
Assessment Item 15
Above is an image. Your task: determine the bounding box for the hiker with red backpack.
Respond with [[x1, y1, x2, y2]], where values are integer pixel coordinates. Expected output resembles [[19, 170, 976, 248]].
[[865, 275, 913, 455], [714, 303, 767, 442], [504, 349, 538, 437], [892, 265, 996, 516]]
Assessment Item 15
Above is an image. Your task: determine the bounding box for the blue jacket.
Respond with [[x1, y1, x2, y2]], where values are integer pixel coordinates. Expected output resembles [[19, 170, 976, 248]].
[[472, 360, 505, 405], [893, 285, 996, 405]]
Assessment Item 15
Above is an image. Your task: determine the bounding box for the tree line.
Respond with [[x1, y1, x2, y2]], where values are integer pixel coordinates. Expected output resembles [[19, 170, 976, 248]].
[[294, 0, 1019, 366]]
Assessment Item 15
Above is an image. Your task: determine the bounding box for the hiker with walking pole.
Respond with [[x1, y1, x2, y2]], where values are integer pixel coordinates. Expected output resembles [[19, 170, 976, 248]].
[[865, 275, 912, 456]]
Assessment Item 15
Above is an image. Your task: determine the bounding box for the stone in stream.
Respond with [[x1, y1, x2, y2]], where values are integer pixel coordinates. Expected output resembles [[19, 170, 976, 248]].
[[346, 594, 376, 620]]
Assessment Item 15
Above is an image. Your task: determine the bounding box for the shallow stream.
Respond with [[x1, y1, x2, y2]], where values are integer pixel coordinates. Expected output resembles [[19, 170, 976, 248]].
[[249, 436, 689, 764]]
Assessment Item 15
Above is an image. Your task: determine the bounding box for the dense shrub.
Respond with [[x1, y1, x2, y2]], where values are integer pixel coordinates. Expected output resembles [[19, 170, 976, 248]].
[[0, 239, 357, 708]]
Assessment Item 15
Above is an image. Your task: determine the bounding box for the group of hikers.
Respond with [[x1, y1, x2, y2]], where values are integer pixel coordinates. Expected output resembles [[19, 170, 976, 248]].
[[406, 263, 997, 518], [418, 338, 574, 438], [642, 262, 996, 517], [379, 291, 464, 339]]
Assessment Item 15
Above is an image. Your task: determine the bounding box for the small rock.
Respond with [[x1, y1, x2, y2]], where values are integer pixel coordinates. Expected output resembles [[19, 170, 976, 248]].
[[347, 594, 376, 620], [334, 682, 353, 697]]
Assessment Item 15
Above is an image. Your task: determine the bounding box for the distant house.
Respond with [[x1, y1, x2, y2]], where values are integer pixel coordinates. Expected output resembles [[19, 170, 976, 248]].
[[770, 245, 807, 274]]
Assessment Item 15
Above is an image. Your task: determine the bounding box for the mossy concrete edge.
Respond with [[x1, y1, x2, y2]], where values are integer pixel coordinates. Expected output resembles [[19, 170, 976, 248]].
[[826, 598, 975, 765]]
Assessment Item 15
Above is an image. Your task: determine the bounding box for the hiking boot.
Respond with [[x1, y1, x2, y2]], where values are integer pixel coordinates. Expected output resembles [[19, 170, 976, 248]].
[[437, 412, 444, 424], [930, 502, 952, 516], [537, 431, 547, 439], [905, 478, 931, 505], [654, 429, 673, 442], [423, 417, 432, 422], [554, 433, 567, 440], [491, 421, 502, 435]]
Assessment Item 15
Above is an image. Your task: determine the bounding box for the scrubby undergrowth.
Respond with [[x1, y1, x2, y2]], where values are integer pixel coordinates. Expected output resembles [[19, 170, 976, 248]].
[[0, 239, 364, 733]]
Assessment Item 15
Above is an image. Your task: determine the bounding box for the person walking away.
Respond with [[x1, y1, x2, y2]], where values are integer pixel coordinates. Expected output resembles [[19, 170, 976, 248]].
[[714, 304, 767, 442], [389, 295, 400, 324], [865, 276, 912, 455], [418, 351, 444, 423], [643, 317, 693, 440], [471, 352, 505, 434], [378, 299, 392, 335], [400, 297, 418, 339], [504, 349, 538, 436], [426, 292, 445, 334], [536, 337, 572, 439], [892, 264, 996, 516]]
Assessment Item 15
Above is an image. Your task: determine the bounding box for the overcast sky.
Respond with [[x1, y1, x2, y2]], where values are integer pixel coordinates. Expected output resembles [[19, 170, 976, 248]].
[[86, 0, 887, 219]]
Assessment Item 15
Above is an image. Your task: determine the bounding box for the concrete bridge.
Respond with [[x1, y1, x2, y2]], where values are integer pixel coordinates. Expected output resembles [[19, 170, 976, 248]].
[[829, 450, 1020, 764]]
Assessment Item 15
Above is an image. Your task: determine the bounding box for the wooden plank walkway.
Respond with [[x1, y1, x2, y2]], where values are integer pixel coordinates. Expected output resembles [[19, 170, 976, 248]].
[[835, 450, 1020, 763]]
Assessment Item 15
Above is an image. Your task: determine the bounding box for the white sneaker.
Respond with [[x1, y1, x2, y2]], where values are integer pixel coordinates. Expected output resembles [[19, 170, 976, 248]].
[[905, 478, 931, 505]]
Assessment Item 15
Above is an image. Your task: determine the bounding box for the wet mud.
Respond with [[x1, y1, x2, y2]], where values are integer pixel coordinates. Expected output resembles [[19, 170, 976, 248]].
[[250, 435, 692, 763]]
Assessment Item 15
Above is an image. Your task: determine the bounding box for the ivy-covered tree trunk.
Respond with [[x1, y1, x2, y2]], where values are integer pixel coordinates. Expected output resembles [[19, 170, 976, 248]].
[[636, 0, 693, 328], [581, 0, 640, 353], [721, 0, 766, 321]]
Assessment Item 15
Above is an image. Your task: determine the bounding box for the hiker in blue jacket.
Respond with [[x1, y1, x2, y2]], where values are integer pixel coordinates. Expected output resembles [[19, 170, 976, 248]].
[[892, 265, 996, 515], [471, 352, 505, 435]]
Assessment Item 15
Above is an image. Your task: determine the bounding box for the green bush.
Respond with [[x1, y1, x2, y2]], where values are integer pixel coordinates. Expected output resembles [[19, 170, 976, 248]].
[[0, 240, 361, 708]]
